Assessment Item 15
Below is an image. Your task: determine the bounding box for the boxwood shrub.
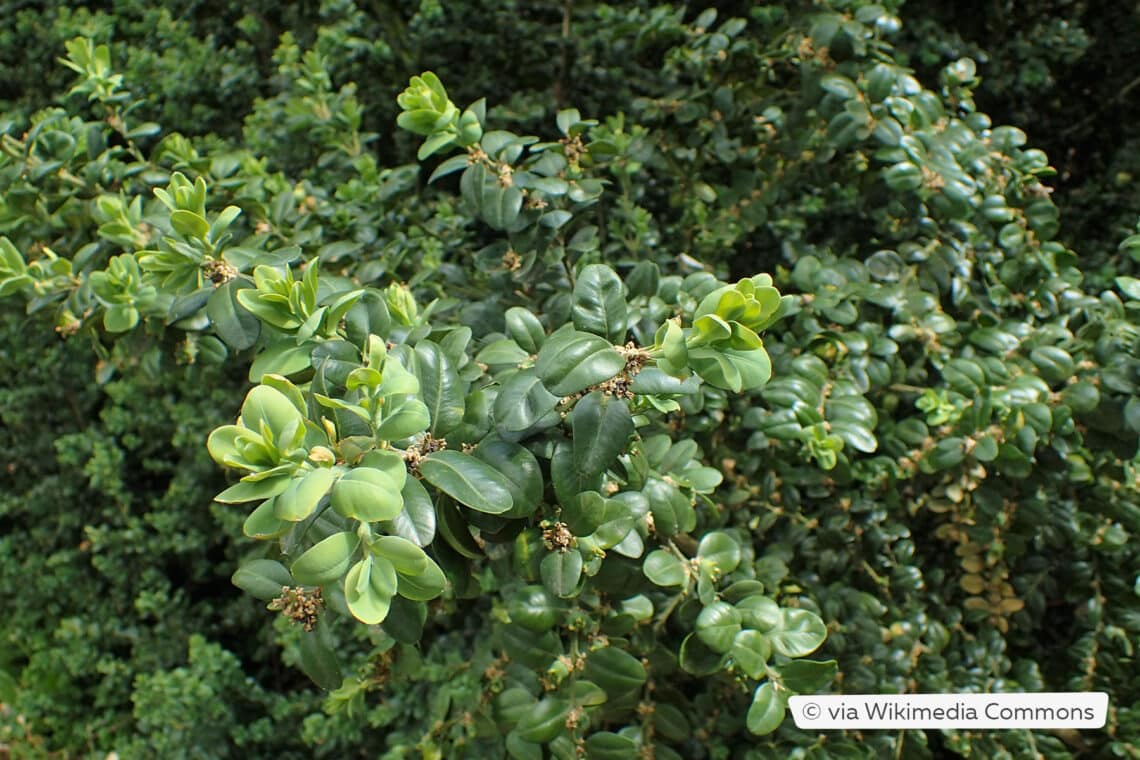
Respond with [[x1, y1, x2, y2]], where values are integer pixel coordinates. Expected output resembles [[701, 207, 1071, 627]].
[[1, 2, 1137, 758]]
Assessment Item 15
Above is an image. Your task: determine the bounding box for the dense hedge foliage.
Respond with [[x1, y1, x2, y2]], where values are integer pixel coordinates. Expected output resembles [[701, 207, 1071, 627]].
[[2, 2, 1138, 759]]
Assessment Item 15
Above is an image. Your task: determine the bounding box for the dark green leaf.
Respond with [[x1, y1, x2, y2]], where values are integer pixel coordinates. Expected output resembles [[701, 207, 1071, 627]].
[[540, 550, 583, 598], [415, 340, 465, 436], [473, 439, 544, 518], [571, 392, 633, 480], [696, 601, 743, 653], [572, 264, 628, 342], [776, 659, 838, 694], [420, 450, 515, 514], [494, 370, 561, 435], [207, 280, 260, 350], [515, 698, 571, 743], [535, 329, 625, 396]]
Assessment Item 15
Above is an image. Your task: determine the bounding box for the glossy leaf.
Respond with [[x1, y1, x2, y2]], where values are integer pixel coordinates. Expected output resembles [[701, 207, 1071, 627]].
[[769, 608, 828, 657], [207, 279, 260, 350], [420, 450, 514, 514], [696, 601, 743, 653], [571, 391, 634, 480], [415, 340, 465, 436], [385, 477, 436, 546], [535, 329, 625, 396], [643, 549, 688, 587], [540, 550, 583, 598], [572, 264, 628, 342], [514, 698, 570, 744], [494, 371, 560, 435], [746, 682, 786, 735], [582, 646, 647, 696]]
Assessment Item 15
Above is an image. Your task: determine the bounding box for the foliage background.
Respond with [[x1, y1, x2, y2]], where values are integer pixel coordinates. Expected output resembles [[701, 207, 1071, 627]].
[[1, 0, 1138, 758]]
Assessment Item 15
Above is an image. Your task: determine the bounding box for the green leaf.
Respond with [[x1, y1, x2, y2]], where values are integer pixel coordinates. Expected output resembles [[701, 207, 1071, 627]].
[[572, 264, 628, 342], [884, 161, 923, 191], [232, 559, 292, 600], [688, 347, 741, 391], [769, 608, 828, 657], [724, 347, 773, 390], [696, 601, 743, 653], [679, 632, 726, 676], [515, 698, 571, 743], [370, 535, 429, 575], [584, 733, 638, 759], [571, 391, 634, 481], [746, 681, 787, 735], [461, 163, 523, 230], [820, 73, 859, 99], [1116, 275, 1140, 300], [385, 476, 436, 546], [776, 659, 838, 694], [925, 437, 966, 470], [550, 443, 603, 508], [829, 422, 877, 454], [1029, 346, 1074, 385], [291, 531, 358, 585], [541, 550, 583, 598], [737, 594, 782, 631], [505, 307, 546, 353], [731, 629, 772, 679], [344, 556, 396, 624], [419, 450, 514, 514], [435, 496, 483, 559], [561, 490, 620, 537], [331, 467, 404, 522], [0, 669, 16, 705], [170, 209, 210, 239], [472, 439, 543, 518], [418, 132, 456, 160], [629, 368, 701, 395], [249, 340, 314, 381], [508, 585, 564, 632], [494, 370, 561, 435], [215, 475, 291, 504], [477, 338, 531, 366], [375, 399, 431, 441], [343, 290, 392, 349], [415, 341, 465, 436], [242, 497, 292, 539], [535, 329, 625, 396], [643, 549, 688, 587], [240, 385, 303, 436], [428, 154, 471, 183], [207, 280, 260, 350], [396, 557, 448, 600], [582, 646, 646, 697], [652, 704, 692, 743], [697, 531, 741, 574], [298, 622, 342, 690], [274, 468, 335, 522], [104, 304, 139, 333], [382, 596, 428, 643], [644, 476, 695, 537], [506, 733, 543, 760]]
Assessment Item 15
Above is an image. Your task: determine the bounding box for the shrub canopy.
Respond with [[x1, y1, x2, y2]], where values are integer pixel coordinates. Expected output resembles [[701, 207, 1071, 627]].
[[1, 2, 1138, 758]]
